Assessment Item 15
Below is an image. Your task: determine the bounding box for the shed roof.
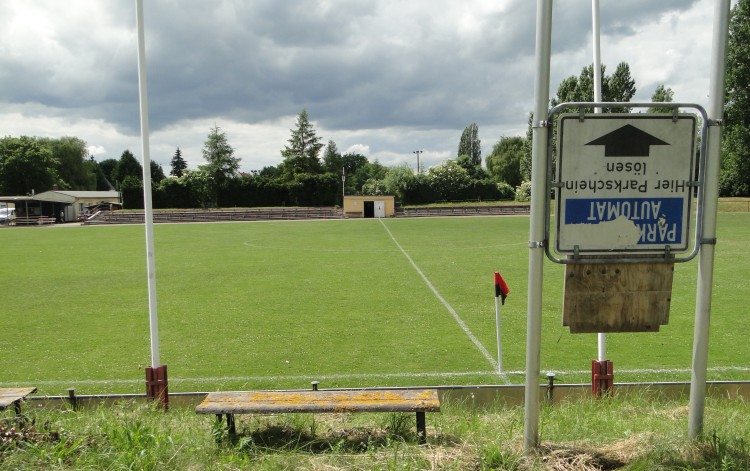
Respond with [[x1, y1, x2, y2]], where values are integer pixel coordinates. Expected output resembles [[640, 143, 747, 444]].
[[36, 190, 120, 200], [0, 190, 120, 204]]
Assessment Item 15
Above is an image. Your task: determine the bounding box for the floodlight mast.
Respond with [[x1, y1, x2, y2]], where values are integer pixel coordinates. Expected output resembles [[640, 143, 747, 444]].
[[413, 150, 423, 174]]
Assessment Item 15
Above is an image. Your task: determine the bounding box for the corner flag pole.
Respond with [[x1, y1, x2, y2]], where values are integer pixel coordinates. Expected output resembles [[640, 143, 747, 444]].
[[494, 272, 510, 373]]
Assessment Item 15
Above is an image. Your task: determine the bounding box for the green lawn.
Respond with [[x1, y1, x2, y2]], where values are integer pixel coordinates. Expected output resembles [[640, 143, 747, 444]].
[[2, 214, 748, 395]]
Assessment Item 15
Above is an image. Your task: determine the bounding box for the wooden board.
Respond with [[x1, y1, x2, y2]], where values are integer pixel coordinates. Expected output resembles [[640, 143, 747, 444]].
[[563, 261, 674, 333], [0, 387, 37, 410], [196, 389, 440, 415]]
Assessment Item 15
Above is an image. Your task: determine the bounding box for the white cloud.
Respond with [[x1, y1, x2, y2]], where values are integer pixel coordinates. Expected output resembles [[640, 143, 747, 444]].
[[344, 144, 370, 155]]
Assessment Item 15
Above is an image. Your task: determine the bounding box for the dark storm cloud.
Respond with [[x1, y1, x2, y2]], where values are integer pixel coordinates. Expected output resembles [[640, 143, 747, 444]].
[[130, 0, 541, 134], [0, 0, 707, 163], [133, 0, 700, 134], [551, 0, 701, 54]]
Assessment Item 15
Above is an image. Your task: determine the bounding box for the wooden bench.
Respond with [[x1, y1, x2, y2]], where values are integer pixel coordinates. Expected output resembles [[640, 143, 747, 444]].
[[0, 387, 37, 418], [196, 388, 440, 444]]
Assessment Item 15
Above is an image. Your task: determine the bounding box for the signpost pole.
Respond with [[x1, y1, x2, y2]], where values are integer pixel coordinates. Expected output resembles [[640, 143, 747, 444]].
[[592, 0, 603, 115], [591, 0, 607, 365], [524, 0, 552, 452], [688, 0, 730, 440]]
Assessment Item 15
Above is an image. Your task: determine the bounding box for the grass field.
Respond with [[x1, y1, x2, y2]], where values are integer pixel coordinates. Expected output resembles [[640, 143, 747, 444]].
[[2, 213, 749, 395]]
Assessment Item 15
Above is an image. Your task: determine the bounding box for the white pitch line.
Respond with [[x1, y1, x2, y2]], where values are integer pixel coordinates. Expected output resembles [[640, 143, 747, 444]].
[[1, 371, 496, 387], [4, 366, 749, 388], [378, 219, 501, 374]]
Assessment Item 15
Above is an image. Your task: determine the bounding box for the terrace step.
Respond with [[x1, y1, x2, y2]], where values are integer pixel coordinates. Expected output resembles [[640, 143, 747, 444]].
[[398, 204, 529, 217], [84, 207, 346, 224]]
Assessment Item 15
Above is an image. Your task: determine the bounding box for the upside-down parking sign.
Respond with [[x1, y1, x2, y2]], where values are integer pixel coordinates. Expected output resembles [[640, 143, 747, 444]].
[[555, 113, 697, 255]]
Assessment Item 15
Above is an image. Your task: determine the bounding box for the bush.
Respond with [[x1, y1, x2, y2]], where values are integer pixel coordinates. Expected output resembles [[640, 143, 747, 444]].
[[154, 178, 196, 208], [515, 180, 532, 202], [119, 176, 144, 209], [427, 160, 471, 201], [288, 173, 339, 206], [496, 182, 515, 200]]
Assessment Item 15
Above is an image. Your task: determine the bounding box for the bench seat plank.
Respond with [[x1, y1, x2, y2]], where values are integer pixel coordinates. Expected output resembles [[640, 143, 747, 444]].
[[196, 389, 440, 415], [0, 387, 37, 410]]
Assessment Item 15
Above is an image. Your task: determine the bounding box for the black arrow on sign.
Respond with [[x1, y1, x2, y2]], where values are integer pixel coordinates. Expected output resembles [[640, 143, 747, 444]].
[[585, 124, 669, 157]]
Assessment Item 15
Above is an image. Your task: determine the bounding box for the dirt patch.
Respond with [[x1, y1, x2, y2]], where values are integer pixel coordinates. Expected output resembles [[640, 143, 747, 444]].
[[534, 442, 628, 470], [0, 419, 60, 452]]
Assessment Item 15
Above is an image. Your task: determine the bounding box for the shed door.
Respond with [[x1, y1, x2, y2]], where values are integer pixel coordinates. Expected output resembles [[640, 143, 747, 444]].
[[364, 201, 375, 218], [374, 201, 385, 218]]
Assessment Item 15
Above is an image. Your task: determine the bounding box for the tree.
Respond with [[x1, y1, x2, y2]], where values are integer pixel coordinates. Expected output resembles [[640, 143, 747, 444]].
[[181, 168, 216, 208], [350, 157, 384, 194], [0, 136, 57, 195], [150, 161, 166, 183], [458, 123, 481, 166], [456, 155, 488, 180], [322, 140, 342, 173], [170, 147, 188, 177], [112, 150, 143, 187], [48, 137, 94, 190], [381, 165, 416, 201], [279, 109, 324, 178], [606, 62, 637, 112], [119, 175, 143, 209], [552, 62, 636, 112], [649, 84, 675, 113], [98, 158, 118, 185], [721, 0, 750, 196], [84, 157, 113, 191], [427, 160, 471, 200], [485, 136, 525, 188], [520, 113, 533, 182], [541, 62, 637, 181], [202, 126, 240, 186]]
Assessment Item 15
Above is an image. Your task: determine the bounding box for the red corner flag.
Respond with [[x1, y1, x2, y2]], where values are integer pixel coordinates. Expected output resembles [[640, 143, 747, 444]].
[[494, 272, 510, 305]]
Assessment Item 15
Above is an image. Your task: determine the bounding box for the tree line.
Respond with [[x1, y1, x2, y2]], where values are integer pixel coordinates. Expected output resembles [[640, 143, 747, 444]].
[[3, 0, 750, 205], [119, 112, 513, 209]]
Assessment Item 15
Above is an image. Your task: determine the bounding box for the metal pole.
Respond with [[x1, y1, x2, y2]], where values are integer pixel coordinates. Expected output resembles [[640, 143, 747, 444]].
[[413, 150, 422, 174], [135, 0, 160, 368], [592, 0, 603, 115], [524, 0, 553, 452], [592, 0, 606, 363], [688, 0, 730, 440]]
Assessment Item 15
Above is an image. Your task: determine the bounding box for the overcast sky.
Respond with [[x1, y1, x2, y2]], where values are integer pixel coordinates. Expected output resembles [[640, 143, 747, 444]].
[[0, 0, 728, 173]]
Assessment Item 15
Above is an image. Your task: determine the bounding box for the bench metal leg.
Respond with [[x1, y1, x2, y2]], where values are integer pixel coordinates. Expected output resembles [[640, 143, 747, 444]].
[[215, 413, 237, 436], [416, 411, 426, 445], [14, 400, 29, 428], [226, 414, 236, 435]]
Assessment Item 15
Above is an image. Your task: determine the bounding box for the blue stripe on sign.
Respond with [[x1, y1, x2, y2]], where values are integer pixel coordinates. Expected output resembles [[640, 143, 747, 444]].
[[565, 198, 683, 245]]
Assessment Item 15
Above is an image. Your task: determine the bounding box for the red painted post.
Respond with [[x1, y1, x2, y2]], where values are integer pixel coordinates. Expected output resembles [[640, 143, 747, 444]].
[[591, 360, 613, 397], [145, 365, 169, 409]]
